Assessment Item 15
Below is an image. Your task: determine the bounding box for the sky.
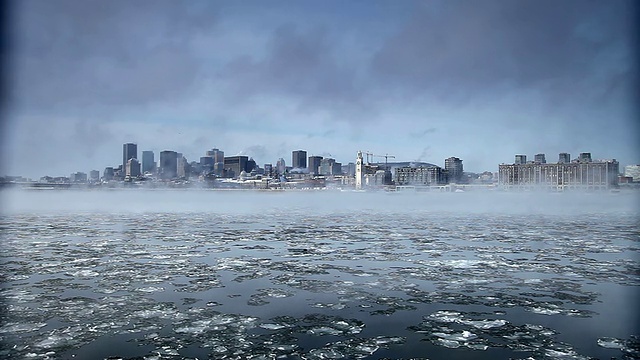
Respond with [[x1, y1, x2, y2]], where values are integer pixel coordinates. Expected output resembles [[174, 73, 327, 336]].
[[1, 0, 638, 178]]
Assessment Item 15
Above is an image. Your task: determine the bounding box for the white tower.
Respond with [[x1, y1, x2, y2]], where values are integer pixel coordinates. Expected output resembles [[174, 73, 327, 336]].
[[355, 151, 364, 190]]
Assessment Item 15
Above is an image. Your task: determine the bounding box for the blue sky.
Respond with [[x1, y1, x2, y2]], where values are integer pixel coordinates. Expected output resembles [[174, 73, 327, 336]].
[[2, 0, 638, 178]]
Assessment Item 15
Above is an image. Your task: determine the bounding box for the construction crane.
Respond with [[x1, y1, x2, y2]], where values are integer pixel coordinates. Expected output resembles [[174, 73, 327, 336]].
[[364, 151, 375, 165], [373, 154, 396, 170]]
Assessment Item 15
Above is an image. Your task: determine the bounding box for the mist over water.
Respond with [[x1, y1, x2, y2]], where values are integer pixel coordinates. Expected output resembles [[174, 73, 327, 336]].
[[1, 189, 639, 359], [1, 189, 638, 216]]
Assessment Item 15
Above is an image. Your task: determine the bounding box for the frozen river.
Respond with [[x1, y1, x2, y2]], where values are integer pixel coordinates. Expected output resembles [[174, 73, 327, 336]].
[[1, 189, 639, 359]]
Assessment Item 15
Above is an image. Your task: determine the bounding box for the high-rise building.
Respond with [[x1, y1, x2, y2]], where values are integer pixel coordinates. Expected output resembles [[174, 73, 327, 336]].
[[319, 158, 337, 176], [276, 158, 286, 175], [206, 148, 225, 176], [177, 156, 189, 178], [200, 156, 214, 174], [445, 157, 463, 183], [264, 163, 273, 176], [534, 153, 546, 164], [515, 155, 527, 165], [142, 151, 155, 174], [308, 156, 323, 175], [89, 170, 100, 182], [247, 158, 257, 173], [70, 172, 87, 183], [346, 162, 356, 177], [160, 150, 178, 180], [103, 167, 114, 181], [292, 150, 307, 169], [559, 153, 571, 164], [579, 153, 592, 163], [123, 143, 137, 172], [223, 156, 251, 178], [126, 158, 141, 177]]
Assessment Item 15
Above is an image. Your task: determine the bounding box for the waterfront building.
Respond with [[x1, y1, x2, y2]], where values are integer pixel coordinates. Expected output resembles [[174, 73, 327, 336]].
[[534, 153, 546, 164], [142, 151, 155, 173], [559, 153, 571, 164], [498, 152, 619, 190], [160, 150, 178, 180], [224, 156, 253, 178], [515, 155, 527, 165], [276, 158, 286, 175], [579, 152, 592, 163], [70, 172, 87, 183], [332, 162, 342, 176], [123, 143, 137, 172], [346, 162, 356, 177], [308, 156, 323, 175], [89, 170, 100, 182], [292, 150, 307, 169], [247, 158, 257, 174], [206, 148, 225, 176], [103, 167, 114, 181], [126, 158, 141, 178], [319, 158, 339, 176], [200, 156, 214, 175], [624, 165, 640, 181], [264, 163, 273, 176], [395, 166, 448, 186], [444, 157, 463, 184], [177, 156, 189, 178]]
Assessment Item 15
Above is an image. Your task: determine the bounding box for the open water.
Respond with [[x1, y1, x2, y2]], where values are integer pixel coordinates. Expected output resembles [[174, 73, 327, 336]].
[[0, 189, 639, 359]]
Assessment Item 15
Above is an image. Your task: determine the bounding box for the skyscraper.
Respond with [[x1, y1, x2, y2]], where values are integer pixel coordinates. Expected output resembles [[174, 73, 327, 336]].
[[223, 156, 250, 178], [126, 158, 141, 177], [160, 150, 178, 180], [292, 150, 307, 169], [515, 155, 527, 165], [558, 153, 571, 164], [123, 143, 137, 172], [319, 158, 336, 175], [308, 156, 323, 175], [276, 158, 286, 175], [445, 157, 464, 184], [579, 152, 592, 163], [206, 148, 225, 176], [534, 153, 546, 164], [142, 151, 155, 174], [103, 167, 114, 181]]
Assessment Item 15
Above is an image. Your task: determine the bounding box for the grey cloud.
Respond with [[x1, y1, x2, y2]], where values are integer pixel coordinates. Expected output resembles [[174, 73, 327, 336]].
[[72, 120, 115, 158], [219, 24, 371, 120], [370, 0, 637, 105], [9, 0, 217, 113]]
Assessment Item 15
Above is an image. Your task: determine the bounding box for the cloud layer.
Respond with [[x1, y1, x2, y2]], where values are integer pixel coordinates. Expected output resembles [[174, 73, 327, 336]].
[[3, 0, 638, 177]]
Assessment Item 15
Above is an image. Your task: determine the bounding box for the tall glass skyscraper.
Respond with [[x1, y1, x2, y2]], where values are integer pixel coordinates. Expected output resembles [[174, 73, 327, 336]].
[[142, 151, 155, 174], [123, 143, 137, 172]]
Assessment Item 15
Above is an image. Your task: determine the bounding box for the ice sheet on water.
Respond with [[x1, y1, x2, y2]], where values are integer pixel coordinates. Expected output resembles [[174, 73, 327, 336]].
[[597, 336, 640, 358], [1, 211, 638, 359], [409, 310, 590, 356]]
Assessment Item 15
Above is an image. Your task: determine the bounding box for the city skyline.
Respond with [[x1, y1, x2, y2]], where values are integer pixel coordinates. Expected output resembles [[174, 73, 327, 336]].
[[1, 0, 638, 178]]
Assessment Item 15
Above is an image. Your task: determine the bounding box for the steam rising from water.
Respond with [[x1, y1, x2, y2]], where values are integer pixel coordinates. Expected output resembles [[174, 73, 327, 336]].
[[1, 189, 638, 215]]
